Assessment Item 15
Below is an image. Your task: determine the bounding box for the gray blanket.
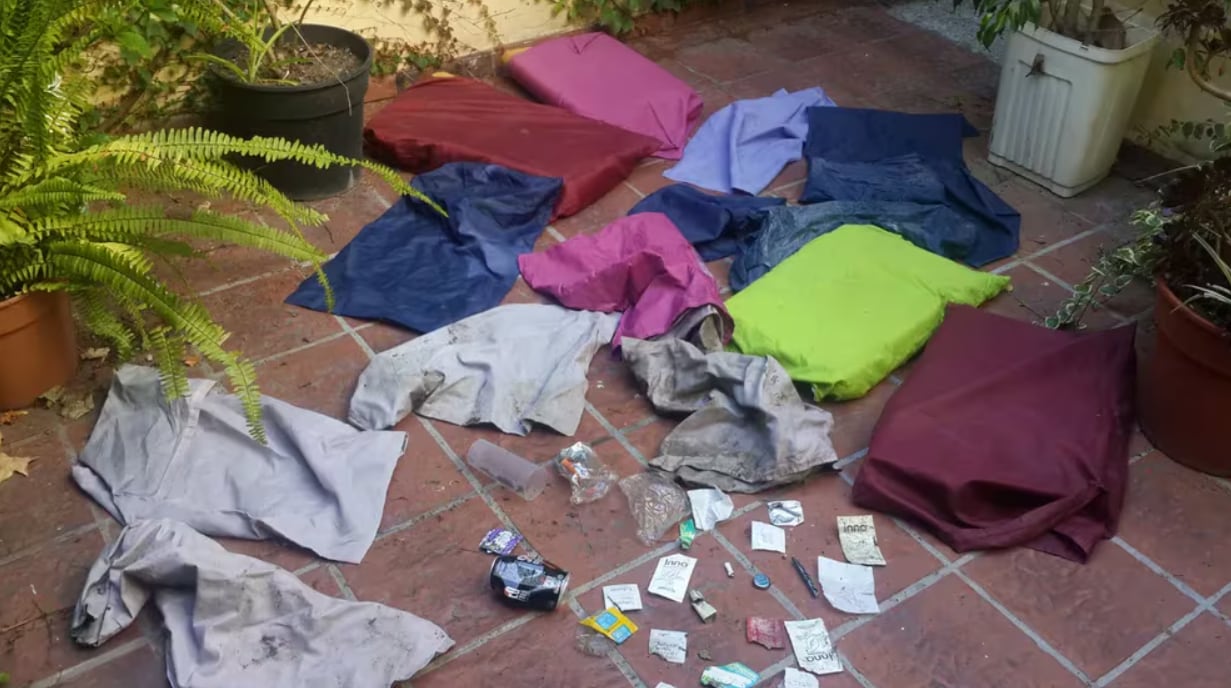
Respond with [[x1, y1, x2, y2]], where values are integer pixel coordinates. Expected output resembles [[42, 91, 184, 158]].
[[72, 519, 452, 688], [623, 338, 838, 492], [74, 365, 407, 563], [349, 303, 618, 434]]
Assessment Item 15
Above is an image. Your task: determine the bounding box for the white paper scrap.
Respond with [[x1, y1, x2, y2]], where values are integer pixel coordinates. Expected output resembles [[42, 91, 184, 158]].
[[647, 553, 697, 603], [817, 556, 879, 614], [688, 488, 734, 531], [750, 521, 786, 553], [767, 500, 804, 527], [783, 618, 843, 676], [783, 667, 820, 688], [648, 629, 688, 664], [837, 515, 886, 566], [602, 584, 643, 612], [654, 684, 678, 688]]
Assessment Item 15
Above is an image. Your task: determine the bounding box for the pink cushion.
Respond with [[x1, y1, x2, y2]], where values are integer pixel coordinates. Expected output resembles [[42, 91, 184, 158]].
[[507, 33, 702, 160]]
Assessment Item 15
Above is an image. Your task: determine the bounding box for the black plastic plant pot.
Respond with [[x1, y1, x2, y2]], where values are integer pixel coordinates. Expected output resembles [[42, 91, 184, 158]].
[[211, 24, 372, 201]]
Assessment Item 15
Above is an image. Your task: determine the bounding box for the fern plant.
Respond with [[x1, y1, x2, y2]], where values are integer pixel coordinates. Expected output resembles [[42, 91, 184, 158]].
[[1, 0, 437, 441]]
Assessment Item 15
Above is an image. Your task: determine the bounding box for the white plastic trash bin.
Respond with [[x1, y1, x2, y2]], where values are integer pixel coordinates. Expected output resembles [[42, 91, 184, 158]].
[[989, 19, 1158, 197]]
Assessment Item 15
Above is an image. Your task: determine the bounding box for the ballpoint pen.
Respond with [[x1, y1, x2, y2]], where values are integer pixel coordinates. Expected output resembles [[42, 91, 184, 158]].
[[791, 556, 820, 598]]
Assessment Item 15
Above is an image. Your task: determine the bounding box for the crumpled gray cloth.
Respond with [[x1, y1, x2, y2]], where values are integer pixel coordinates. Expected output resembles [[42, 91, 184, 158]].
[[349, 303, 618, 434], [72, 519, 453, 688], [623, 337, 838, 492], [74, 365, 407, 563]]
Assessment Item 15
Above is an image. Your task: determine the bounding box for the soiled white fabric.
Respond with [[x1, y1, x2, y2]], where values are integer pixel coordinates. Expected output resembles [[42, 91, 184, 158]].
[[72, 520, 453, 687], [349, 303, 619, 434], [73, 365, 407, 563], [623, 337, 838, 492]]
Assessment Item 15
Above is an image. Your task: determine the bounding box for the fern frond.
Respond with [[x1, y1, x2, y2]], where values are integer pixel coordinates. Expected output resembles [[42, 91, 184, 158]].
[[149, 327, 190, 399], [74, 289, 136, 360], [0, 177, 126, 213]]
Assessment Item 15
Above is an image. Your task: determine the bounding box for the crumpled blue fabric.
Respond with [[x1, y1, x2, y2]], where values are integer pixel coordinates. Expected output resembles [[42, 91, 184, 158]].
[[286, 162, 562, 333], [626, 184, 785, 261], [801, 108, 1019, 267], [664, 88, 836, 195], [729, 201, 985, 292]]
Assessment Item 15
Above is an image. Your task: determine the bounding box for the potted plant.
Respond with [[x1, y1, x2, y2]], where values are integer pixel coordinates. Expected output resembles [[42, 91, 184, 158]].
[[0, 0, 436, 440], [190, 1, 373, 200], [1048, 1, 1231, 475], [958, 0, 1160, 197]]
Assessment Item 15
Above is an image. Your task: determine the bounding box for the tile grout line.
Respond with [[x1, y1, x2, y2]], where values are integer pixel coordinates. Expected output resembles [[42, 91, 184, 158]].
[[547, 225, 567, 243], [250, 328, 354, 366], [565, 598, 647, 688], [413, 614, 541, 677], [0, 521, 101, 568], [1023, 260, 1079, 294], [27, 637, 151, 688], [710, 528, 805, 620], [1092, 603, 1209, 687], [585, 402, 650, 468], [622, 180, 646, 199], [326, 564, 359, 601], [1111, 536, 1206, 605], [952, 568, 1093, 685]]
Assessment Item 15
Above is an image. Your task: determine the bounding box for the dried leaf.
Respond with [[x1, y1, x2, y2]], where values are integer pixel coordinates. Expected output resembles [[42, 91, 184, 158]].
[[183, 354, 200, 367], [58, 392, 95, 420], [0, 410, 28, 425], [0, 431, 34, 485], [38, 386, 65, 405], [80, 347, 111, 361]]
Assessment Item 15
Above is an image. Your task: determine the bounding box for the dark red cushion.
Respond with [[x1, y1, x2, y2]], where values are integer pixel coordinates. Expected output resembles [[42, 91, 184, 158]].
[[364, 76, 660, 219], [852, 305, 1137, 563]]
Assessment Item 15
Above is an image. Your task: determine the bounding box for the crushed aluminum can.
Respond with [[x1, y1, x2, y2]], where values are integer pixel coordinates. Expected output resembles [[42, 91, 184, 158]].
[[689, 588, 717, 623], [489, 555, 569, 611]]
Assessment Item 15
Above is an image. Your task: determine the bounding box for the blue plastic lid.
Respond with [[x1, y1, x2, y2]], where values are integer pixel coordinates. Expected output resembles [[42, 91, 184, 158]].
[[752, 573, 771, 589]]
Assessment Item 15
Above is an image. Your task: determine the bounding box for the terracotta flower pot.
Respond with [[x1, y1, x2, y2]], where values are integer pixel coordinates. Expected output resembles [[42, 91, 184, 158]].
[[0, 291, 78, 409], [1139, 279, 1231, 476]]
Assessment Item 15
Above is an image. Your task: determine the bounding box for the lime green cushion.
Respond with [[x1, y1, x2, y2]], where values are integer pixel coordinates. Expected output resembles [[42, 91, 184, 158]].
[[726, 224, 1010, 400]]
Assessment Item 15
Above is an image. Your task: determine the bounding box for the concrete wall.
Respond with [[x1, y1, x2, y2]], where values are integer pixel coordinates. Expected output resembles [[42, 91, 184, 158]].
[[298, 0, 575, 53]]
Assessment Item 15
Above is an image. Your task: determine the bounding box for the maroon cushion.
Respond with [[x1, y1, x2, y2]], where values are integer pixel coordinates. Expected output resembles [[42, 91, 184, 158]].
[[852, 305, 1136, 562], [364, 76, 660, 219]]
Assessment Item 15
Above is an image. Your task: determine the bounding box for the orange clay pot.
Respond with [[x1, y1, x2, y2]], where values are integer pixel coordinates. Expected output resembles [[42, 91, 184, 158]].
[[1139, 279, 1231, 476], [0, 291, 77, 409]]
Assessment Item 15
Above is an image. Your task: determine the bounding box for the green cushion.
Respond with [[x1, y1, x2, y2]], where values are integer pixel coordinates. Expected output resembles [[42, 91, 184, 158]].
[[726, 224, 1010, 400]]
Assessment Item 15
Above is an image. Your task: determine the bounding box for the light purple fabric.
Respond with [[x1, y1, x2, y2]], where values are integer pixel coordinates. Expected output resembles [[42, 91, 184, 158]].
[[518, 212, 731, 349], [664, 87, 836, 194], [507, 33, 702, 160]]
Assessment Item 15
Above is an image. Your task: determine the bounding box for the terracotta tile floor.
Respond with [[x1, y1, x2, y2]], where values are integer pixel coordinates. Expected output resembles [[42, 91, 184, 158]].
[[4, 1, 1231, 687]]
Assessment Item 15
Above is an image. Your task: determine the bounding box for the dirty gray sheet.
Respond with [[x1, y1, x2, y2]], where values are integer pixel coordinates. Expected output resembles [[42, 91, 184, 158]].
[[73, 365, 407, 564], [72, 519, 453, 688], [349, 303, 618, 435], [623, 338, 838, 492]]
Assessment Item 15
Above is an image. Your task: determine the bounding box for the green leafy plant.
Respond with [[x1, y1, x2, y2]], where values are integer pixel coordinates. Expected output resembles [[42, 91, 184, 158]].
[[953, 0, 1131, 49], [1049, 1, 1231, 331], [549, 0, 690, 35], [1, 0, 438, 440]]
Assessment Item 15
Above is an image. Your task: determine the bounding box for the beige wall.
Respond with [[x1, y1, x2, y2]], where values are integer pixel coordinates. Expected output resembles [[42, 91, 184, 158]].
[[1123, 0, 1230, 159], [299, 0, 575, 53]]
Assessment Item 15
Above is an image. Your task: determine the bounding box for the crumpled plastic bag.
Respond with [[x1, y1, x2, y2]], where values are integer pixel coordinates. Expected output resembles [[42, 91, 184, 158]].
[[619, 472, 689, 545], [553, 442, 617, 504]]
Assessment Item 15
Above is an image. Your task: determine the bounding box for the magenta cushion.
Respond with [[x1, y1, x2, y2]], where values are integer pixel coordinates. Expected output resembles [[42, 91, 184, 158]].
[[507, 33, 702, 160]]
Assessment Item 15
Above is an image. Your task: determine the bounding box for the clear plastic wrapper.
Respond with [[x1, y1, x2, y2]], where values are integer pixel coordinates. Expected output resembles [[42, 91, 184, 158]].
[[619, 472, 689, 546], [552, 442, 617, 504]]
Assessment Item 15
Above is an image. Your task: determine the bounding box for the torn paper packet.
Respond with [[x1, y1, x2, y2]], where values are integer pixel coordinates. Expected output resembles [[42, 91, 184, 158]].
[[700, 662, 759, 688], [688, 488, 734, 531], [647, 554, 697, 602], [784, 618, 843, 675], [783, 667, 820, 688], [648, 629, 688, 664], [745, 617, 787, 649], [602, 584, 643, 612], [818, 556, 879, 614], [750, 521, 786, 553], [837, 515, 886, 566], [767, 500, 804, 527]]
